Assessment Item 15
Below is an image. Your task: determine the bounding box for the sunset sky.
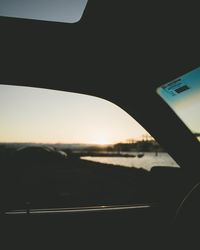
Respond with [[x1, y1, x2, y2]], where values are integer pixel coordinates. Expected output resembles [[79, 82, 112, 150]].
[[0, 85, 149, 145]]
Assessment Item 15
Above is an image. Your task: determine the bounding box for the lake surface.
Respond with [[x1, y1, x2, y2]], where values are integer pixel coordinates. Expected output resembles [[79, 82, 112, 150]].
[[81, 152, 179, 171]]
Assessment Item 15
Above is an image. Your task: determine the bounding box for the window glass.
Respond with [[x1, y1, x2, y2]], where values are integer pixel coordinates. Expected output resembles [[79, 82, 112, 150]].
[[0, 85, 179, 211], [0, 0, 88, 23], [157, 67, 200, 141]]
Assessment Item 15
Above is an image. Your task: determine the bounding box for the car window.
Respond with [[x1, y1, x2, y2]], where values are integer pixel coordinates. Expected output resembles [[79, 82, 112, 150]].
[[0, 84, 179, 212], [157, 67, 200, 141], [0, 0, 88, 23]]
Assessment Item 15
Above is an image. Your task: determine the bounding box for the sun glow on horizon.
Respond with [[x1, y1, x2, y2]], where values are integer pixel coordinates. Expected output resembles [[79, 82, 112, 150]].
[[89, 136, 113, 145]]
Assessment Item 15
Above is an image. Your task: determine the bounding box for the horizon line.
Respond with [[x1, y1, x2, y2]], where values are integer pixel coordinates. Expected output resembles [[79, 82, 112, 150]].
[[0, 139, 156, 145]]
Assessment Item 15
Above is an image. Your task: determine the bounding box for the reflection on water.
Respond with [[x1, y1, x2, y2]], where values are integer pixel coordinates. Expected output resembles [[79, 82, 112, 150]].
[[81, 152, 179, 171]]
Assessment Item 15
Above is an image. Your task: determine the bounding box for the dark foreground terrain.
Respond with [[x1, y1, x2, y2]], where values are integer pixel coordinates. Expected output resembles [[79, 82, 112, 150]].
[[0, 144, 191, 213], [0, 145, 198, 248]]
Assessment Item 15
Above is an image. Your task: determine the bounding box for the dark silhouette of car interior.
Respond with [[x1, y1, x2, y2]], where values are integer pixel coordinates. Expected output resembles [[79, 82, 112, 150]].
[[1, 1, 200, 248]]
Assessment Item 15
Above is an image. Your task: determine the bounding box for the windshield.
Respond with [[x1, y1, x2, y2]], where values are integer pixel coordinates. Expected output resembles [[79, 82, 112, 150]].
[[0, 84, 178, 170], [157, 67, 200, 141]]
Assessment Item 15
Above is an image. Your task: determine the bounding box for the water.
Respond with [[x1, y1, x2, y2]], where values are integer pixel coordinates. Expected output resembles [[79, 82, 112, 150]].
[[81, 152, 179, 171]]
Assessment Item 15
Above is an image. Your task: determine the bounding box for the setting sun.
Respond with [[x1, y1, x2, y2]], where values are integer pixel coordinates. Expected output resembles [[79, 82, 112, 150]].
[[92, 136, 111, 145]]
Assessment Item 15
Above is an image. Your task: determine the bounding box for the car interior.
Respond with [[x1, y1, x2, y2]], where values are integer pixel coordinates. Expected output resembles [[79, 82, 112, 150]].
[[1, 1, 200, 248]]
